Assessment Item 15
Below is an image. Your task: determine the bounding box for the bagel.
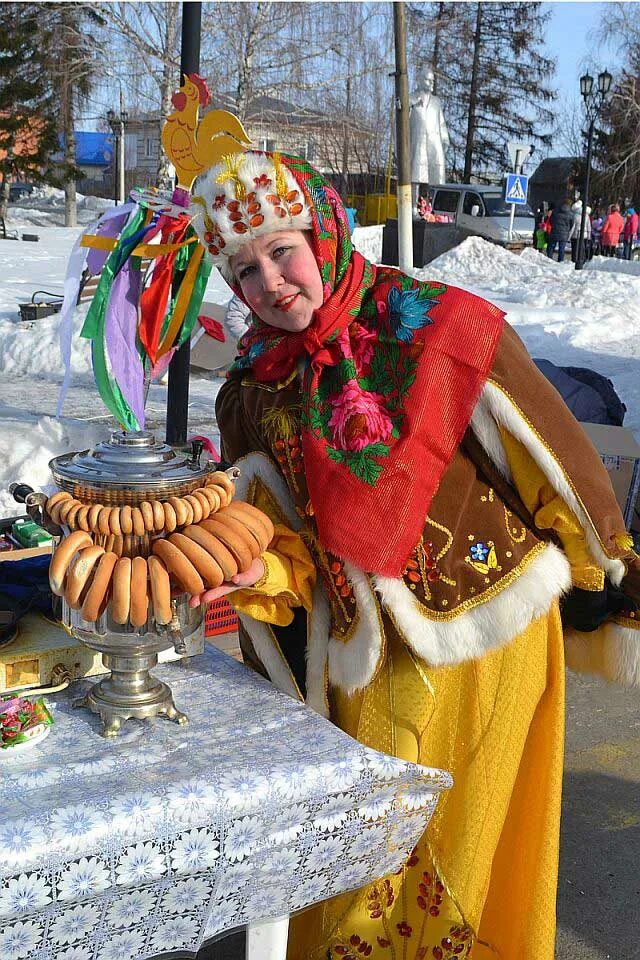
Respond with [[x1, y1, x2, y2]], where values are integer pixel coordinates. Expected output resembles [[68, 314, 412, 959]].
[[109, 506, 123, 537], [162, 501, 177, 534], [181, 525, 238, 581], [199, 518, 254, 573], [131, 507, 146, 537], [169, 532, 224, 588], [104, 533, 116, 554], [65, 501, 84, 531], [49, 530, 94, 596], [191, 489, 212, 518], [49, 497, 74, 525], [98, 506, 112, 536], [119, 504, 133, 535], [58, 498, 81, 526], [46, 491, 71, 522], [206, 471, 235, 506], [218, 503, 273, 552], [75, 504, 91, 532], [88, 504, 104, 533], [151, 499, 165, 532], [198, 486, 221, 514], [206, 513, 260, 561], [130, 556, 149, 628], [64, 544, 105, 608], [148, 555, 172, 625], [169, 496, 190, 527], [184, 494, 204, 524], [46, 490, 71, 511], [140, 501, 155, 532], [110, 557, 131, 624], [182, 499, 194, 526], [151, 538, 204, 595], [81, 551, 118, 623]]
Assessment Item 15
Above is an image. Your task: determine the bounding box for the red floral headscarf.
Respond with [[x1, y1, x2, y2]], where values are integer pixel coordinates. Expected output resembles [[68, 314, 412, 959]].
[[230, 154, 504, 577]]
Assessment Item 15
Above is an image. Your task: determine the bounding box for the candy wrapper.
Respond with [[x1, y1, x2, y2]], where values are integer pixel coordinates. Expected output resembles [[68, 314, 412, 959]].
[[0, 694, 53, 749]]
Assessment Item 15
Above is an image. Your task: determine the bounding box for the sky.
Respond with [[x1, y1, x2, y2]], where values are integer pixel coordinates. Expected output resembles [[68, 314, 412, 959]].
[[543, 1, 616, 153]]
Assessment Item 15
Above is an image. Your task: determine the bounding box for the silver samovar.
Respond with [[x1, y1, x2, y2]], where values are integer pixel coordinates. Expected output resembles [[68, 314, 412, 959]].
[[44, 430, 222, 737]]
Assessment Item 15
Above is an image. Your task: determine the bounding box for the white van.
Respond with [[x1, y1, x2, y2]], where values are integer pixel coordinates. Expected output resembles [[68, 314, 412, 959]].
[[429, 183, 534, 246]]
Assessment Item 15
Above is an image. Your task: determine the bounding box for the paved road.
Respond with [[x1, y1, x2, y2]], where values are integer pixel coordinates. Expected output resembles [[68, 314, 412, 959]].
[[195, 670, 640, 960]]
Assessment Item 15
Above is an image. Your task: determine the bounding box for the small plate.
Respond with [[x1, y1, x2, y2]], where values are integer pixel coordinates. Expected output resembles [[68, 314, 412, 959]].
[[0, 723, 51, 758]]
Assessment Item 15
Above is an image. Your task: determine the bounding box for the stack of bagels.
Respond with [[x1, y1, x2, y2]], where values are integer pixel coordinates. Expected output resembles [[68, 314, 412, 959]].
[[47, 471, 274, 629]]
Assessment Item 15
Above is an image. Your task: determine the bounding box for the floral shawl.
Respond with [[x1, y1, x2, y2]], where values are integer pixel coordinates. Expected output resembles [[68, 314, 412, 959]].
[[229, 155, 504, 577]]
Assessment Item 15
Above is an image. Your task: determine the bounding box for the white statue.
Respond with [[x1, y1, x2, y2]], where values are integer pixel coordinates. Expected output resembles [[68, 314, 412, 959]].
[[409, 67, 449, 209]]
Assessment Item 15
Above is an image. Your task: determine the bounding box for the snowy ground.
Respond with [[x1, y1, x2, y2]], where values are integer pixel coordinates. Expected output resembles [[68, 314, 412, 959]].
[[2, 199, 640, 519]]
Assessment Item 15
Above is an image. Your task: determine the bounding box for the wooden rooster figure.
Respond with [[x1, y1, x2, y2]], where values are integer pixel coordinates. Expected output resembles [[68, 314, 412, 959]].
[[161, 73, 252, 193]]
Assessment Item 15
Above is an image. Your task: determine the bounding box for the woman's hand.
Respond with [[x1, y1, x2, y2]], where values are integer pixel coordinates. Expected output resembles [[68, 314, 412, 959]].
[[188, 557, 265, 608]]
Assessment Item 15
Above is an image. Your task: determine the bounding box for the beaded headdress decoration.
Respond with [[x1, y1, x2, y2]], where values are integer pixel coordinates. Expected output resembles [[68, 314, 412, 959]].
[[190, 153, 313, 278]]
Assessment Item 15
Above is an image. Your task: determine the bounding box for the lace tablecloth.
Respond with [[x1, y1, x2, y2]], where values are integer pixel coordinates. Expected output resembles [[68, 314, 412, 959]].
[[0, 646, 451, 960]]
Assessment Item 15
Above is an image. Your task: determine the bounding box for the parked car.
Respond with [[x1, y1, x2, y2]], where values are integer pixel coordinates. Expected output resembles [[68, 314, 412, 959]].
[[429, 183, 534, 246], [9, 183, 35, 202]]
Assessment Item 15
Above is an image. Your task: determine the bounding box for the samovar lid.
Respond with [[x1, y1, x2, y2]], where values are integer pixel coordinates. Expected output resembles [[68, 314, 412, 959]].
[[49, 430, 212, 495]]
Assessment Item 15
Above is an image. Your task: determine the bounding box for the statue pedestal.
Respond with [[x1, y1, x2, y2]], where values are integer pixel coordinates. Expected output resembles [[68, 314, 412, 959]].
[[382, 218, 460, 268]]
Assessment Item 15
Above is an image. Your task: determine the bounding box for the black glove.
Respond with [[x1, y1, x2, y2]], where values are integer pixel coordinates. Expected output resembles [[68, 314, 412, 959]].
[[560, 581, 636, 633]]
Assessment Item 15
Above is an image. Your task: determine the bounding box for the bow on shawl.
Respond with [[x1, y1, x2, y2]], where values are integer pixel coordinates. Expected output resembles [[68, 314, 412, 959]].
[[229, 155, 505, 577]]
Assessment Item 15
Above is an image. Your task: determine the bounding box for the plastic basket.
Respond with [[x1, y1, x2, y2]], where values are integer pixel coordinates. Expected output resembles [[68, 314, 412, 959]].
[[205, 598, 238, 637]]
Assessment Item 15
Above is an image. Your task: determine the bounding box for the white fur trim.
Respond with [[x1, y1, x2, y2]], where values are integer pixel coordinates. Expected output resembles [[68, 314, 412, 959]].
[[233, 452, 302, 531], [191, 151, 312, 279], [479, 380, 626, 586], [469, 389, 512, 480], [327, 560, 386, 695], [237, 614, 302, 701], [373, 542, 572, 668], [565, 621, 640, 687], [305, 580, 331, 717]]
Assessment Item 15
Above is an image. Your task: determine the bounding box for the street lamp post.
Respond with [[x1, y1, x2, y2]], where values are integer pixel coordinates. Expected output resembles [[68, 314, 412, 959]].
[[575, 69, 612, 271], [106, 107, 129, 206]]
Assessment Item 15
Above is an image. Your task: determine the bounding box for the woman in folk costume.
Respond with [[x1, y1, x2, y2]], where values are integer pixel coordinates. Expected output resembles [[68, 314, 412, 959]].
[[189, 150, 640, 960]]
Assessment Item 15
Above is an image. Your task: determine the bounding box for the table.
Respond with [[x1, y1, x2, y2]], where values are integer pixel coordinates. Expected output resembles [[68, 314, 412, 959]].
[[0, 646, 451, 960]]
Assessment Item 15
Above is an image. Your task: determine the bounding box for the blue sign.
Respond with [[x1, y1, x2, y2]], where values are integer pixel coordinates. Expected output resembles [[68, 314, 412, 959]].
[[505, 173, 529, 205]]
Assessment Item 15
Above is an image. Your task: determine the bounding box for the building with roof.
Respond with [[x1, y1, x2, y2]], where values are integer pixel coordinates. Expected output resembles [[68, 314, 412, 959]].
[[529, 157, 582, 211]]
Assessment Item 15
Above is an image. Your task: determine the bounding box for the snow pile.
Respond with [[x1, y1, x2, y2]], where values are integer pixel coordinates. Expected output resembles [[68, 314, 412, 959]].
[[0, 411, 108, 518], [586, 256, 640, 277]]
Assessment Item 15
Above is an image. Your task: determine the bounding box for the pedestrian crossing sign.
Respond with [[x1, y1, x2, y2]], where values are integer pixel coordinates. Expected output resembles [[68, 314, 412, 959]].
[[505, 174, 529, 205]]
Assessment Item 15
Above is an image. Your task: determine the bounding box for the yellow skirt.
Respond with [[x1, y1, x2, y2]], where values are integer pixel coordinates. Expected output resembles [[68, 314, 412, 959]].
[[288, 605, 565, 960]]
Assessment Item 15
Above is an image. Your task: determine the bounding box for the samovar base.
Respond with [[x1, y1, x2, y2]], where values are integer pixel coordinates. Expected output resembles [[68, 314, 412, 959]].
[[73, 650, 188, 737]]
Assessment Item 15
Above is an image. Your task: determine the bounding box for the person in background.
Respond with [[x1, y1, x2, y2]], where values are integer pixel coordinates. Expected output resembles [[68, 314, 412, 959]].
[[543, 203, 553, 237], [591, 208, 604, 257], [546, 199, 573, 262], [534, 217, 548, 252], [623, 206, 639, 260], [569, 199, 583, 262], [601, 203, 625, 257], [224, 293, 251, 342]]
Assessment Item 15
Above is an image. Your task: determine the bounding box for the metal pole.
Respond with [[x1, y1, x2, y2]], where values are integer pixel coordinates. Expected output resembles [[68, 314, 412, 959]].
[[118, 123, 125, 205], [113, 132, 119, 207], [575, 118, 594, 271], [166, 1, 202, 448], [118, 90, 126, 205], [393, 1, 413, 272], [507, 148, 524, 242]]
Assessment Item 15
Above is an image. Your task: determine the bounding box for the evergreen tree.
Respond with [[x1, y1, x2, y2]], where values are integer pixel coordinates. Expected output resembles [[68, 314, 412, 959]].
[[0, 3, 59, 218], [408, 2, 556, 181]]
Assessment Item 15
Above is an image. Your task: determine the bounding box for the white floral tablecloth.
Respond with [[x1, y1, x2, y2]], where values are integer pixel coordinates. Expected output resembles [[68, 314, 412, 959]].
[[0, 646, 451, 960]]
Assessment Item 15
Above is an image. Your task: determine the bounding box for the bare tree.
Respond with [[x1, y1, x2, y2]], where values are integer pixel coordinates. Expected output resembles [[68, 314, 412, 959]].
[[42, 3, 105, 226], [100, 3, 182, 189]]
